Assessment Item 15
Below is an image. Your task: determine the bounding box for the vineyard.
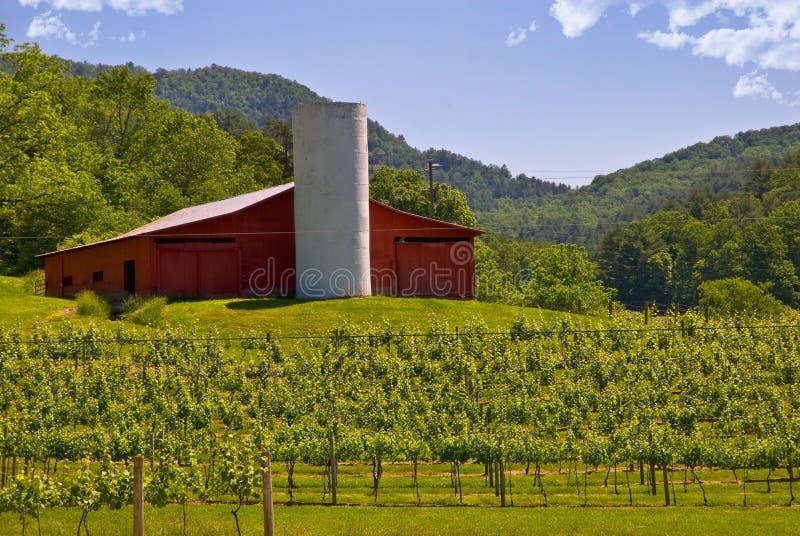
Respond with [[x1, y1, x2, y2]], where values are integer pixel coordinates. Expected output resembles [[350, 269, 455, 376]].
[[2, 315, 800, 534]]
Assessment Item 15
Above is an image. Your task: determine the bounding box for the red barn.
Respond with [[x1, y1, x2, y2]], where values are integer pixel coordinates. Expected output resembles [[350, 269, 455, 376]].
[[39, 183, 481, 299]]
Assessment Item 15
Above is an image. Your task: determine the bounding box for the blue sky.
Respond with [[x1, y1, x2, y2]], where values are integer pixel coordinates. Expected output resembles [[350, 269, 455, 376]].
[[2, 1, 800, 186]]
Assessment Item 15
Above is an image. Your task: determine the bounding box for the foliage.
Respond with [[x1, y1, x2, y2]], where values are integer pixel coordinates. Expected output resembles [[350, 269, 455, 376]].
[[0, 44, 289, 275], [370, 166, 477, 227], [521, 244, 614, 313], [21, 270, 44, 295], [595, 152, 800, 309], [4, 317, 800, 525], [698, 278, 785, 318], [121, 295, 166, 327], [75, 290, 110, 318]]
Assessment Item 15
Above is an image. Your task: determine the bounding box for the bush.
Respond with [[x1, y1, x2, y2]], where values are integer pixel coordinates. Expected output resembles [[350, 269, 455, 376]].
[[521, 244, 615, 314], [698, 278, 785, 318], [75, 290, 111, 318], [22, 269, 45, 295], [122, 295, 167, 327]]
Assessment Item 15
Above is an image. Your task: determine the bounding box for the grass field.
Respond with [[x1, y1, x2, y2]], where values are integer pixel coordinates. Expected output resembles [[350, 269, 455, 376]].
[[162, 295, 578, 335], [1, 504, 799, 536], [0, 276, 74, 329], [0, 275, 589, 335]]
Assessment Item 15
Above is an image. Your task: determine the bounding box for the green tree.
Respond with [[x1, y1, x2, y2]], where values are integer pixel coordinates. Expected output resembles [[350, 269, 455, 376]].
[[234, 131, 286, 189], [522, 244, 614, 313], [698, 278, 784, 318], [370, 166, 476, 227]]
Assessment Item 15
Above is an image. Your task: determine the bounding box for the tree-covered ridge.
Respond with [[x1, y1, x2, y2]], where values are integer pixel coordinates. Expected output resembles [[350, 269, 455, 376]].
[[595, 148, 800, 309], [140, 64, 571, 211], [479, 123, 800, 247], [152, 64, 326, 124]]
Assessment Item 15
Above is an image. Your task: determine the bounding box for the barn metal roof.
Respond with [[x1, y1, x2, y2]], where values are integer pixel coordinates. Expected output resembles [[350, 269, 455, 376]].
[[38, 181, 482, 258], [118, 182, 294, 239], [38, 182, 294, 257]]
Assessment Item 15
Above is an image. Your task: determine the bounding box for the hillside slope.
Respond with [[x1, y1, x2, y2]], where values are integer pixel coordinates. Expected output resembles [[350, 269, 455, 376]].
[[56, 62, 800, 250], [147, 65, 570, 211], [480, 123, 800, 247]]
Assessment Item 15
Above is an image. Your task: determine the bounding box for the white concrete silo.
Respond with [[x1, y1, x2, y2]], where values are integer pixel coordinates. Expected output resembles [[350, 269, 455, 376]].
[[292, 102, 372, 299]]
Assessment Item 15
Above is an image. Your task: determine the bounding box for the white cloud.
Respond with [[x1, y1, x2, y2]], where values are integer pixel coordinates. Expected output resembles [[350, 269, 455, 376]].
[[549, 0, 617, 38], [83, 19, 100, 47], [506, 28, 527, 47], [666, 1, 716, 32], [27, 11, 77, 41], [18, 0, 182, 15], [637, 29, 693, 49], [20, 0, 102, 10], [26, 10, 100, 47], [637, 2, 800, 72], [546, 0, 800, 70], [544, 1, 800, 106], [117, 29, 145, 42], [107, 0, 181, 16], [733, 70, 784, 102], [505, 19, 537, 47]]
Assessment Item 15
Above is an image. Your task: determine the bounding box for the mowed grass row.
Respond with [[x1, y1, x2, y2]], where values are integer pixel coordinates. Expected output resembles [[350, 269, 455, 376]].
[[1, 503, 799, 536], [274, 462, 799, 508]]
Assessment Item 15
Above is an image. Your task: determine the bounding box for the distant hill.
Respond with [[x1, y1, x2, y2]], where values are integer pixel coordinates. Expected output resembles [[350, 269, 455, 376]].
[[146, 65, 570, 211], [63, 61, 800, 251], [479, 123, 800, 248]]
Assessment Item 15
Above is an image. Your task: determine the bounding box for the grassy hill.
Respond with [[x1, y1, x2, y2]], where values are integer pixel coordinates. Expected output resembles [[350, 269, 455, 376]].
[[0, 275, 584, 336]]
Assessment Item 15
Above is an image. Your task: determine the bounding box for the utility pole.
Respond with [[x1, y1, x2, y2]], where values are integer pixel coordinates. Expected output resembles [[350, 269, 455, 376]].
[[428, 160, 440, 218]]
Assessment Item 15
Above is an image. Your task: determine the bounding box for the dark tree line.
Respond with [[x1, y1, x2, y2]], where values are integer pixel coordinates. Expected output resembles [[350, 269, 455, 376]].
[[595, 149, 800, 309]]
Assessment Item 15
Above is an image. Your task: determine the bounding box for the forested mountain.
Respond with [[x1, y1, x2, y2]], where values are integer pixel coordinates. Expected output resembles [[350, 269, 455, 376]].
[[145, 65, 570, 211], [480, 123, 800, 247], [595, 145, 800, 310]]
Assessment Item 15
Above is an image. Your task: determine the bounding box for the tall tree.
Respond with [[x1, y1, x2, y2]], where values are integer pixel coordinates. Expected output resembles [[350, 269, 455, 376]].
[[369, 166, 476, 228]]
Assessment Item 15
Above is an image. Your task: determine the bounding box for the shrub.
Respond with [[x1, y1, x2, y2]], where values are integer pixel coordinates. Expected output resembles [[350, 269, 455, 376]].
[[698, 278, 785, 318], [75, 290, 111, 318], [521, 244, 615, 314], [122, 296, 167, 327], [22, 269, 45, 295]]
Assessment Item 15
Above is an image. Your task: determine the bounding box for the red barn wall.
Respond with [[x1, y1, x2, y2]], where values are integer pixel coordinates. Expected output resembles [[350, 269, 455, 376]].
[[148, 189, 296, 297], [43, 236, 152, 298], [369, 202, 477, 298], [42, 189, 478, 299]]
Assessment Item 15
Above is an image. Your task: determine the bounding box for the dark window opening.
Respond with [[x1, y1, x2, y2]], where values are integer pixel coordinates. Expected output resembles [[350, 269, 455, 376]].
[[123, 260, 136, 295], [92, 270, 104, 283], [62, 276, 73, 287]]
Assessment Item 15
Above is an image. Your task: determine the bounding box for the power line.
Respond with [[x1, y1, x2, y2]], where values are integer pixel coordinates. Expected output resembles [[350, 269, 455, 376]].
[[6, 211, 800, 241]]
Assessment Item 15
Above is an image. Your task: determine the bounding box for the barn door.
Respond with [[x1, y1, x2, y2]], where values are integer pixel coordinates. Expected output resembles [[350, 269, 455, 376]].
[[395, 239, 473, 298], [157, 242, 239, 297]]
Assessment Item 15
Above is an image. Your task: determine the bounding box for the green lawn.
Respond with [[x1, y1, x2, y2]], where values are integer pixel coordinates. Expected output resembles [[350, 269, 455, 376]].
[[1, 504, 798, 536], [1, 275, 604, 336], [161, 295, 582, 336], [0, 276, 75, 330]]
